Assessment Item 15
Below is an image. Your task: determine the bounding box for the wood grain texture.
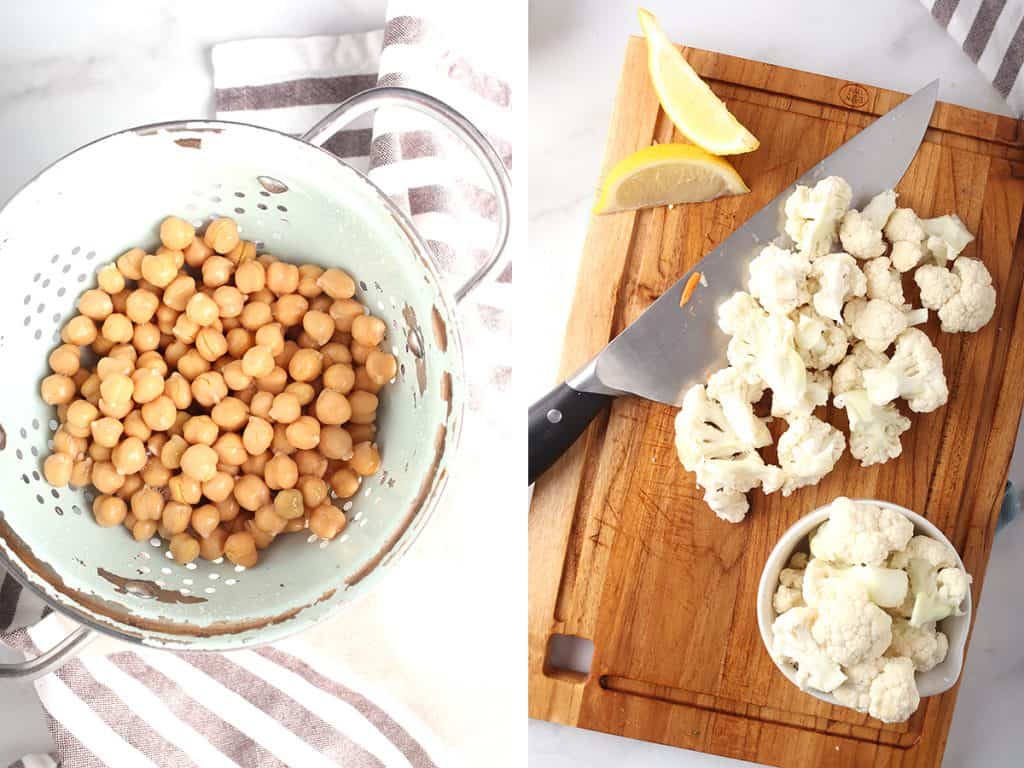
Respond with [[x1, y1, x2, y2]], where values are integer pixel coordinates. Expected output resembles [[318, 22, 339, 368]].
[[529, 39, 1024, 768]]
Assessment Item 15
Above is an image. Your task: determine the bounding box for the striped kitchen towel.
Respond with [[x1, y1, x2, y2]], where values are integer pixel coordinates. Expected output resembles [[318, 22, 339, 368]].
[[3, 4, 512, 766], [923, 0, 1024, 112]]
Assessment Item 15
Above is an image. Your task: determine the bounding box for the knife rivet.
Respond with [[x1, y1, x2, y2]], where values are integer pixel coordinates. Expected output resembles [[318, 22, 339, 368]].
[[547, 409, 563, 424]]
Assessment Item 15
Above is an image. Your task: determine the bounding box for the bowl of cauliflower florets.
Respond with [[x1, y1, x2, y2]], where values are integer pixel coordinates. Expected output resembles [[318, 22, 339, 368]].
[[756, 497, 972, 723]]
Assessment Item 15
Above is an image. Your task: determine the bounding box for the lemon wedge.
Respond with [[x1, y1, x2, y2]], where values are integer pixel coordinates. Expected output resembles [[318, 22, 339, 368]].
[[638, 8, 759, 155], [593, 143, 749, 214]]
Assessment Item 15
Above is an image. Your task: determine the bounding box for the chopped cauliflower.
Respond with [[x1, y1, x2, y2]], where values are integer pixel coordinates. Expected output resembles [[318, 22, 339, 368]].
[[863, 256, 905, 305], [810, 497, 914, 566], [771, 607, 847, 692], [844, 298, 928, 353], [811, 251, 867, 323], [776, 415, 845, 496], [832, 341, 888, 396], [747, 244, 812, 315], [915, 257, 996, 333], [774, 565, 806, 613], [811, 595, 892, 667], [862, 328, 948, 413], [887, 534, 971, 627], [868, 657, 920, 723], [833, 657, 886, 712], [792, 306, 849, 370], [884, 208, 927, 272], [706, 367, 772, 450], [888, 619, 948, 672], [802, 558, 908, 609], [921, 214, 975, 267], [833, 389, 911, 467], [839, 190, 897, 260], [784, 176, 853, 258], [777, 369, 831, 419], [889, 535, 956, 571]]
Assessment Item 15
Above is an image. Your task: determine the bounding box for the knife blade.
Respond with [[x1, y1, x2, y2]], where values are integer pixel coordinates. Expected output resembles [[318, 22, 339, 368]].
[[529, 80, 939, 484]]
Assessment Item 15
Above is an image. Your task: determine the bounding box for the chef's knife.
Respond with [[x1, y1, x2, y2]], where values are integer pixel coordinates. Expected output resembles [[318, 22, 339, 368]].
[[529, 80, 939, 485]]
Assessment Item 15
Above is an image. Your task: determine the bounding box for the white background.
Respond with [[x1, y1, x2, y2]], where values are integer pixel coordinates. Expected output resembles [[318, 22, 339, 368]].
[[529, 0, 1024, 766]]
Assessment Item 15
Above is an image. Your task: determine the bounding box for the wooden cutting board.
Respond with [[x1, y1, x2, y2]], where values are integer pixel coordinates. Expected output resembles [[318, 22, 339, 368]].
[[529, 39, 1024, 767]]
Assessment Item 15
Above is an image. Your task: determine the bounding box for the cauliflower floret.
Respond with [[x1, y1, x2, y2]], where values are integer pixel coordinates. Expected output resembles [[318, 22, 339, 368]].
[[811, 595, 892, 667], [914, 257, 995, 333], [889, 535, 957, 571], [833, 389, 911, 467], [706, 367, 772, 449], [674, 385, 783, 523], [717, 291, 764, 338], [891, 240, 927, 273], [888, 619, 948, 672], [843, 298, 928, 353], [833, 657, 886, 712], [921, 214, 975, 267], [862, 328, 948, 413], [776, 415, 845, 496], [888, 534, 972, 627], [747, 244, 812, 315], [789, 551, 809, 569], [832, 341, 888, 396], [784, 176, 853, 258], [811, 251, 867, 323], [839, 190, 897, 260], [810, 497, 914, 566], [863, 256, 905, 305], [774, 560, 808, 612], [792, 306, 849, 370], [775, 369, 830, 419], [771, 607, 847, 692], [884, 208, 928, 273], [868, 657, 920, 723], [802, 558, 908, 609]]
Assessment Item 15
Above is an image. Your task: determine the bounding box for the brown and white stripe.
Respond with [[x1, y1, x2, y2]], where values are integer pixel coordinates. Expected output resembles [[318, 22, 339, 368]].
[[922, 0, 1024, 110], [3, 614, 441, 767]]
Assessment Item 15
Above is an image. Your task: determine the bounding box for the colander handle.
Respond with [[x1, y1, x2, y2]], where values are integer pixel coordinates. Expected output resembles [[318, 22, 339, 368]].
[[301, 86, 511, 304], [0, 624, 94, 680]]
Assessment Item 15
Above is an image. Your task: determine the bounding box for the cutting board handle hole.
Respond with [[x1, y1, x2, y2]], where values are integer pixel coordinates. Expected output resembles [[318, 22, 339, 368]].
[[543, 634, 594, 683]]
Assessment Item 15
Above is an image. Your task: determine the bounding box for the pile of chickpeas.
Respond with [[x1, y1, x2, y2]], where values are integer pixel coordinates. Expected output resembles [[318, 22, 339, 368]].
[[39, 216, 396, 568]]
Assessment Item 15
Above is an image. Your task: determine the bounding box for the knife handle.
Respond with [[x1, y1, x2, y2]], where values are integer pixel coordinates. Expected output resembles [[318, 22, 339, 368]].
[[528, 383, 614, 485]]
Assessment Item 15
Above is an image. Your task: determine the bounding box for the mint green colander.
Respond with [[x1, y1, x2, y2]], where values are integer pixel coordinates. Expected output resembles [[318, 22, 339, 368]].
[[0, 88, 509, 675]]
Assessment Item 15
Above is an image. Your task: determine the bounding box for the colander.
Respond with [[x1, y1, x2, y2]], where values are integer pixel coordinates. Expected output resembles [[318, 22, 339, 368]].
[[0, 87, 510, 678]]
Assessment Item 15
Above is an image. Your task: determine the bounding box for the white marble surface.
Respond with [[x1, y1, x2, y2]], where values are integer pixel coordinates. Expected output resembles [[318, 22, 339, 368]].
[[0, 3, 520, 767], [528, 0, 1024, 765]]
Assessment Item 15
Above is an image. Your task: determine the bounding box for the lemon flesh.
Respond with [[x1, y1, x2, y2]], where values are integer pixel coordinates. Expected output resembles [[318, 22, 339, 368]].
[[594, 143, 749, 214], [639, 8, 759, 156]]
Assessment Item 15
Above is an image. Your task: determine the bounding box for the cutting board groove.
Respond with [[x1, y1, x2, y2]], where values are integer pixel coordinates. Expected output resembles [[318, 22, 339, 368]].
[[529, 41, 1024, 767]]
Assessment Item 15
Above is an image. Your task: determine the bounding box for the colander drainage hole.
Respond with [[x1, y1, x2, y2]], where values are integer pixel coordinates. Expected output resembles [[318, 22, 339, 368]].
[[234, 565, 246, 573], [71, 246, 80, 255], [208, 573, 219, 580], [164, 550, 173, 559], [161, 567, 171, 575], [180, 588, 191, 595], [150, 538, 161, 547], [225, 578, 237, 585], [71, 505, 81, 515], [22, 296, 30, 306], [204, 587, 216, 594], [183, 578, 193, 586], [33, 330, 42, 340], [185, 562, 196, 570]]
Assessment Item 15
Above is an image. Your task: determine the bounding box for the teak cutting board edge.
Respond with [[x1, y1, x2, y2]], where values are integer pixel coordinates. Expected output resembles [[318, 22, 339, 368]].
[[529, 39, 1024, 768]]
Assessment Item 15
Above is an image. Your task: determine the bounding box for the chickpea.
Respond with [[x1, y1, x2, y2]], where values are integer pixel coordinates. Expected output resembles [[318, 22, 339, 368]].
[[264, 453, 298, 490], [208, 396, 246, 431], [99, 313, 132, 345], [272, 422, 296, 455], [132, 322, 161, 352], [309, 503, 347, 540], [47, 344, 80, 377], [297, 311, 330, 347], [141, 395, 176, 431], [113, 247, 143, 279], [99, 372, 134, 406], [109, 436, 145, 476], [89, 417, 123, 449], [123, 410, 152, 441], [184, 237, 213, 268], [245, 519, 276, 549], [126, 486, 162, 523], [252, 502, 286, 535], [350, 441, 381, 477], [288, 348, 323, 382], [41, 374, 76, 405], [247, 390, 272, 419], [142, 456, 171, 487], [41, 452, 73, 486], [213, 432, 248, 467], [62, 315, 97, 346], [320, 426, 354, 461], [233, 259, 265, 293], [169, 532, 200, 564], [234, 474, 270, 512], [163, 338, 188, 366], [136, 350, 168, 376], [321, 342, 352, 366], [275, 340, 299, 369], [191, 371, 228, 408], [203, 218, 240, 254], [235, 300, 270, 332], [92, 337, 116, 358], [70, 457, 93, 487], [76, 288, 113, 321], [349, 314, 386, 347], [317, 268, 356, 300], [167, 473, 201, 505], [156, 215, 193, 250], [162, 372, 192, 411], [89, 441, 113, 461], [53, 427, 87, 459], [172, 314, 200, 345], [126, 367, 161, 405], [309, 295, 332, 313], [160, 434, 188, 470], [347, 390, 378, 423], [126, 518, 154, 541], [263, 261, 297, 296], [330, 299, 365, 333], [139, 252, 177, 288], [214, 286, 244, 318], [224, 531, 258, 567], [201, 471, 234, 504], [175, 352, 208, 383], [66, 399, 99, 430], [364, 350, 397, 385], [95, 356, 131, 380], [89, 493, 128, 529], [240, 345, 273, 378], [147, 432, 168, 456], [285, 416, 320, 451], [188, 504, 219, 539], [158, 273, 192, 309], [350, 341, 374, 366], [293, 449, 327, 478], [283, 515, 307, 534], [242, 416, 274, 455], [96, 263, 126, 295], [159, 500, 190, 535], [315, 390, 351, 426], [329, 467, 360, 498], [201, 255, 233, 288], [297, 265, 323, 298], [89, 460, 124, 494], [170, 410, 190, 436], [180, 443, 218, 482], [197, 525, 228, 560], [272, 293, 308, 326], [278, 385, 310, 411], [268, 392, 301, 424], [192, 328, 226, 363], [297, 475, 329, 509], [179, 416, 215, 448]]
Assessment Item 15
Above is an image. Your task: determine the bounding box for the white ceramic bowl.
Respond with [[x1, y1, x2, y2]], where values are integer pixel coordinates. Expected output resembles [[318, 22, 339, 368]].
[[756, 499, 971, 705]]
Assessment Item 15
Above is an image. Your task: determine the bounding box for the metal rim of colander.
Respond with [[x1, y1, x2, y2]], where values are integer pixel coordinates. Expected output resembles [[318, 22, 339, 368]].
[[0, 116, 469, 651]]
